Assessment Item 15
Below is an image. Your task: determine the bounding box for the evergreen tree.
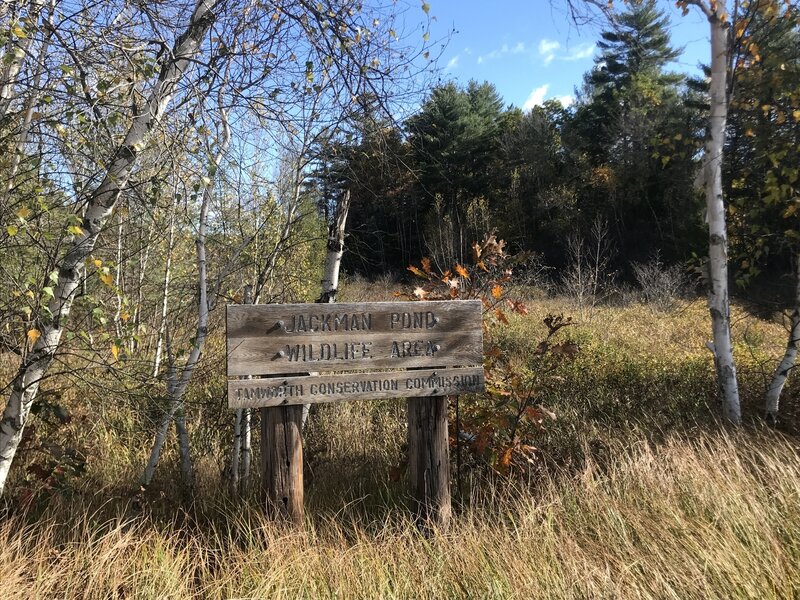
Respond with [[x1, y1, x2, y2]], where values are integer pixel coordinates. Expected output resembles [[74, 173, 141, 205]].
[[566, 0, 701, 265]]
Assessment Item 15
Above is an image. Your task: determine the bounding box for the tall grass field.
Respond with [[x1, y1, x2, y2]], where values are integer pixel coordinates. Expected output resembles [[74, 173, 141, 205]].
[[1, 290, 798, 598]]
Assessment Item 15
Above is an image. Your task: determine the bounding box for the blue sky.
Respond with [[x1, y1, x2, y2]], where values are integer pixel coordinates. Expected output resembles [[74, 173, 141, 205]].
[[423, 0, 712, 110]]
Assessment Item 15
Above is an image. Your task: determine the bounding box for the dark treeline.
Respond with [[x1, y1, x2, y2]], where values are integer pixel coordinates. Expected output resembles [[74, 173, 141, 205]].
[[313, 0, 799, 294]]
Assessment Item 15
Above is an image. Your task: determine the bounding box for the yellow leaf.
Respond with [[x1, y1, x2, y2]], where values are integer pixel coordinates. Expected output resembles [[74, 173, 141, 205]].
[[491, 285, 503, 299], [27, 328, 41, 347], [793, 110, 800, 122], [7, 225, 18, 236], [454, 264, 470, 279], [421, 2, 430, 14], [11, 24, 26, 38], [15, 206, 31, 219], [110, 344, 119, 360], [93, 258, 102, 268], [407, 265, 426, 278], [67, 225, 84, 236], [99, 272, 113, 286], [120, 311, 130, 323]]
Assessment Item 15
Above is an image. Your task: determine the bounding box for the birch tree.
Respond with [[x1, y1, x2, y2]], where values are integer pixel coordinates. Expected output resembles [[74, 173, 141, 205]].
[[0, 0, 219, 496], [681, 0, 742, 424], [564, 0, 742, 424]]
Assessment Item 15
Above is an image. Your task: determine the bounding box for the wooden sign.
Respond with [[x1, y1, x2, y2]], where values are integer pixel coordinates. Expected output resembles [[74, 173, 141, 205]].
[[226, 300, 484, 407]]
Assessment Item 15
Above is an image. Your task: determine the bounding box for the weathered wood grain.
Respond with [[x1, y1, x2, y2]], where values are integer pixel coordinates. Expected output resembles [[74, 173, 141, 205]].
[[228, 367, 484, 408], [408, 395, 451, 531], [227, 330, 482, 377], [261, 405, 304, 524], [226, 300, 482, 340]]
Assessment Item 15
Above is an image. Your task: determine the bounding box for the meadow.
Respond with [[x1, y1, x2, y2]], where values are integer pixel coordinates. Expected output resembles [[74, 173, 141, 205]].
[[1, 286, 798, 599]]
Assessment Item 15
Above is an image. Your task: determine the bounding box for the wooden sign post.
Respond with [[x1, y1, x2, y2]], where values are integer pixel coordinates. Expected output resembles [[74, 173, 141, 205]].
[[226, 300, 484, 528]]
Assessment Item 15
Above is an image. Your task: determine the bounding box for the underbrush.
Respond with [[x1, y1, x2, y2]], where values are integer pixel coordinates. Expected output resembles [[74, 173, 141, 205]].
[[1, 292, 799, 597], [1, 431, 798, 599]]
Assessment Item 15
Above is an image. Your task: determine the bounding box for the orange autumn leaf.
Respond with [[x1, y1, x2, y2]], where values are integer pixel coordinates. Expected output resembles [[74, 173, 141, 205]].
[[454, 263, 470, 279], [421, 256, 432, 274], [498, 447, 513, 471], [27, 328, 41, 348], [491, 284, 503, 299]]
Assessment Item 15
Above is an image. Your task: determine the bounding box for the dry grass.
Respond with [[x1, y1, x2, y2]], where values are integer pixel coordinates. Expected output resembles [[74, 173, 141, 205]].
[[1, 430, 799, 599], [2, 289, 800, 597]]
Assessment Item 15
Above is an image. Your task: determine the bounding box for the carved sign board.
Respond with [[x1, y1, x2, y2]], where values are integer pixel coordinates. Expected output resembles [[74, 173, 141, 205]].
[[226, 300, 484, 407]]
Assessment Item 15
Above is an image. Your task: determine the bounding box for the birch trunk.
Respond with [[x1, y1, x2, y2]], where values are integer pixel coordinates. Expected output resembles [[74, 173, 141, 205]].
[[317, 190, 351, 304], [2, 0, 52, 204], [241, 409, 252, 487], [141, 83, 230, 488], [703, 4, 741, 425], [0, 0, 218, 496], [175, 408, 193, 484], [113, 213, 125, 338], [765, 257, 800, 424], [301, 190, 351, 427], [0, 0, 46, 120], [153, 205, 176, 377], [230, 409, 243, 493], [230, 286, 251, 494]]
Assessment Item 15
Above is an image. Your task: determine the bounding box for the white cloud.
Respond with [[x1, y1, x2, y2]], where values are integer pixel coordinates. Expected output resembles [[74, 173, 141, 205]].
[[557, 95, 575, 107], [446, 55, 459, 70], [522, 84, 550, 111], [538, 39, 560, 65], [563, 43, 595, 61], [477, 41, 526, 65], [537, 39, 594, 65]]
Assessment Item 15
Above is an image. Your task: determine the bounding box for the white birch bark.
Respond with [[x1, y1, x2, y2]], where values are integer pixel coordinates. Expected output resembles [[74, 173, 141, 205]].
[[692, 0, 741, 425], [241, 408, 252, 487], [0, 0, 46, 120], [230, 408, 242, 493], [301, 190, 351, 427], [317, 190, 351, 304], [0, 0, 218, 496], [174, 408, 193, 484], [141, 86, 230, 488], [131, 215, 156, 353], [113, 213, 125, 338], [153, 204, 176, 377], [1, 0, 53, 204], [230, 286, 250, 494], [765, 257, 800, 424]]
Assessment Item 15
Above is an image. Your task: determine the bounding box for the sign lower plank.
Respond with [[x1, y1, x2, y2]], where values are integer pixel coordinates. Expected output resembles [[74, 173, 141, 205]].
[[226, 300, 483, 377], [228, 367, 485, 408]]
